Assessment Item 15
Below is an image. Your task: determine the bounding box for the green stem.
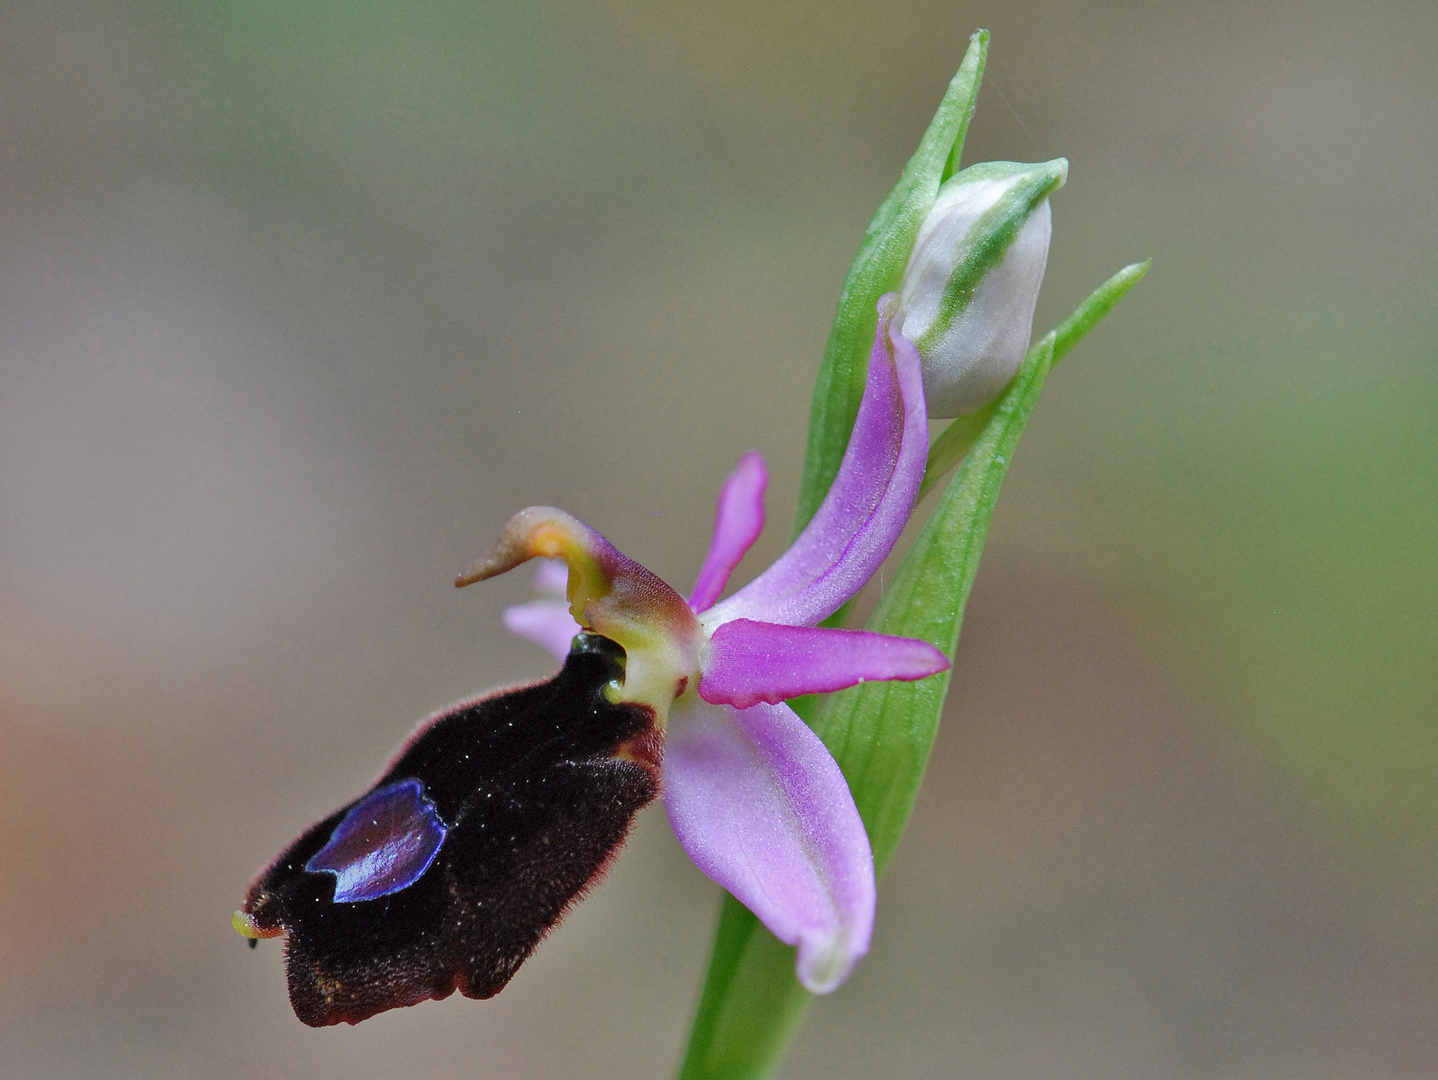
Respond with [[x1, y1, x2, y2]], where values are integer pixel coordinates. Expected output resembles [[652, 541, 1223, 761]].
[[675, 899, 813, 1080]]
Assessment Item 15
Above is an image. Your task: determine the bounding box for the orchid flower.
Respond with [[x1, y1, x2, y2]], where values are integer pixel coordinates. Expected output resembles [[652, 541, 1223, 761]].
[[458, 295, 947, 993]]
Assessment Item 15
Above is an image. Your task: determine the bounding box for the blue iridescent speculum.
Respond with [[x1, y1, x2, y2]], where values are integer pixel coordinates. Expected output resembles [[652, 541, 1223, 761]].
[[305, 778, 449, 903]]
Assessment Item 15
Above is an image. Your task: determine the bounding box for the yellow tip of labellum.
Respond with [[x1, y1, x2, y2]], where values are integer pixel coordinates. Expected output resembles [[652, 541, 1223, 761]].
[[233, 908, 281, 940]]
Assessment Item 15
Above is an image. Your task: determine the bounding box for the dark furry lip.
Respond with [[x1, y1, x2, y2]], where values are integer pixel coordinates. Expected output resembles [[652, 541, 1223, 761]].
[[236, 633, 660, 1027]]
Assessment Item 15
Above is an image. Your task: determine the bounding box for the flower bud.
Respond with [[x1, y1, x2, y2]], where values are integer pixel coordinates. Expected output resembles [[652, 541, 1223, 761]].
[[897, 159, 1067, 417]]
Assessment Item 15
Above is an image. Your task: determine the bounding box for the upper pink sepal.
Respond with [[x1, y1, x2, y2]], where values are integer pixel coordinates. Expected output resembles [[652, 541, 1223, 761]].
[[705, 298, 927, 629]]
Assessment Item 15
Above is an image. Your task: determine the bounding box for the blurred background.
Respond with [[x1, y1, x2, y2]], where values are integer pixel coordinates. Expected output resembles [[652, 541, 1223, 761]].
[[1, 1, 1434, 1077]]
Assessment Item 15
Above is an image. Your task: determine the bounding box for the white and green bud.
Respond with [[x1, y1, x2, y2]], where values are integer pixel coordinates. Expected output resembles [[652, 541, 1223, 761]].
[[897, 158, 1067, 417]]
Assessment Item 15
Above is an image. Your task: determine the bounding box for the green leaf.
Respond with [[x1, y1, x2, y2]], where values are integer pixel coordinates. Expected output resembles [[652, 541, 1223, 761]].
[[675, 330, 1058, 1080], [791, 29, 988, 538], [919, 259, 1150, 499]]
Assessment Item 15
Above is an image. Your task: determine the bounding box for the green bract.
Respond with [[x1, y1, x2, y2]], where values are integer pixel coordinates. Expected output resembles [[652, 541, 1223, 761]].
[[792, 30, 989, 536]]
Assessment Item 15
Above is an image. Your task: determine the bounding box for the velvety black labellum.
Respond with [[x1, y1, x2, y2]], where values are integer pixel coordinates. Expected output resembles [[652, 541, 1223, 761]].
[[240, 633, 660, 1026]]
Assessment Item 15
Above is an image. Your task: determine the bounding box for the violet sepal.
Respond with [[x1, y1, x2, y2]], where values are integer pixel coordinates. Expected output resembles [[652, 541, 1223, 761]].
[[501, 599, 581, 664]]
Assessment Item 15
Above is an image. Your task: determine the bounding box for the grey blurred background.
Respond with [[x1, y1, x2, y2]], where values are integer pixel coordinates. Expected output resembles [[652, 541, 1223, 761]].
[[1, 1, 1434, 1077]]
